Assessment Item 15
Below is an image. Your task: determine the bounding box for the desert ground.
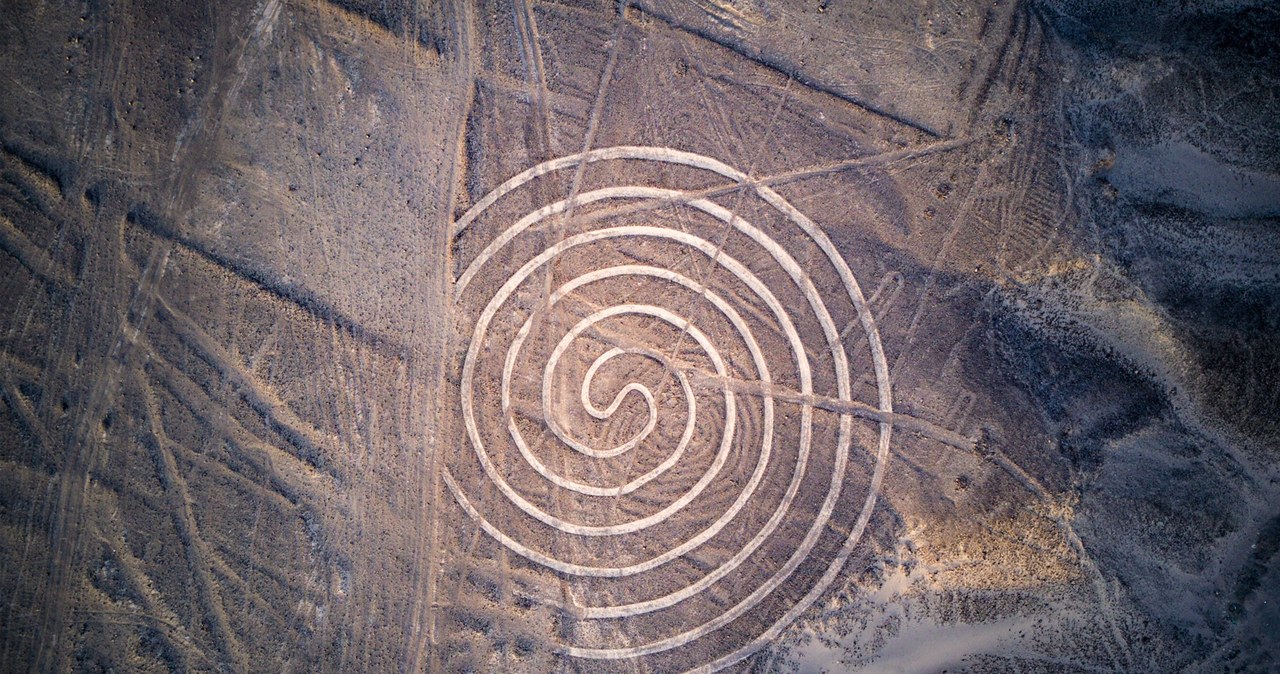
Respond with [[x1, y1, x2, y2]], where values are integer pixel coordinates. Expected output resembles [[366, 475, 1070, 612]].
[[1, 0, 1277, 672]]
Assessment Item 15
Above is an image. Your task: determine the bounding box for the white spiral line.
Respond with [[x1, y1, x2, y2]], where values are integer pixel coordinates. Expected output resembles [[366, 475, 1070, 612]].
[[446, 147, 893, 671], [518, 303, 722, 497]]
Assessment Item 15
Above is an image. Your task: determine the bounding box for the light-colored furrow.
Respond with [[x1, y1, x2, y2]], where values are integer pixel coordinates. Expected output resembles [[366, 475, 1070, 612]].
[[0, 215, 75, 290], [137, 372, 247, 671], [153, 296, 341, 479], [445, 146, 894, 670], [142, 342, 331, 506]]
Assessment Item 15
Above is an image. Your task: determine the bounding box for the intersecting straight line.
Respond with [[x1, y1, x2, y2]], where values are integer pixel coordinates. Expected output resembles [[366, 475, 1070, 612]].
[[639, 74, 796, 439], [526, 136, 968, 430], [557, 137, 971, 234], [540, 290, 975, 453], [540, 6, 626, 313], [682, 370, 975, 452], [449, 136, 969, 242], [629, 1, 943, 138]]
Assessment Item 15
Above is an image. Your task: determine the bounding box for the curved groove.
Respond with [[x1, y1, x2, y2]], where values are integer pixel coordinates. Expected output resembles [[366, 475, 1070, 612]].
[[446, 146, 894, 671]]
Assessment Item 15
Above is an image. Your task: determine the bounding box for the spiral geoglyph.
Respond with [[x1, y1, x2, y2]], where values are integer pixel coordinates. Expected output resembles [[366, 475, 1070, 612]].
[[445, 146, 893, 672]]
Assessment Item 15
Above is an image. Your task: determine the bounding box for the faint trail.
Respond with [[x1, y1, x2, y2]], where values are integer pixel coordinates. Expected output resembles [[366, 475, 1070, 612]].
[[541, 10, 624, 309], [143, 341, 329, 507], [0, 215, 75, 289], [688, 371, 973, 452], [137, 371, 248, 671], [956, 0, 1023, 132], [153, 295, 341, 478], [169, 438, 296, 513], [207, 556, 280, 622], [127, 205, 404, 355], [0, 365, 57, 670], [866, 2, 1031, 389], [250, 0, 283, 43], [0, 143, 81, 383], [91, 534, 211, 669], [447, 146, 894, 670], [0, 357, 56, 456], [666, 19, 755, 163], [27, 0, 295, 663], [413, 0, 478, 669], [453, 138, 970, 238], [32, 237, 170, 673], [981, 441, 1134, 671], [0, 144, 82, 673], [887, 148, 991, 387], [74, 610, 210, 666], [511, 0, 555, 163], [631, 1, 942, 138]]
